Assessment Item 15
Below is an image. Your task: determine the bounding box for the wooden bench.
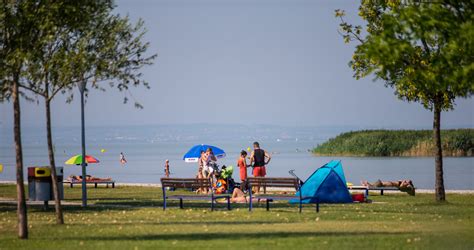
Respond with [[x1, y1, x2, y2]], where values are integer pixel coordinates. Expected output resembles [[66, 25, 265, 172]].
[[348, 186, 416, 196], [63, 180, 115, 188], [247, 177, 319, 213], [161, 178, 231, 211]]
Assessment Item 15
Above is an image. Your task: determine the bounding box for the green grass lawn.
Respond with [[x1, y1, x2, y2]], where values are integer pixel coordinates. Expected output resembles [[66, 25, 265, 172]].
[[1, 184, 473, 249]]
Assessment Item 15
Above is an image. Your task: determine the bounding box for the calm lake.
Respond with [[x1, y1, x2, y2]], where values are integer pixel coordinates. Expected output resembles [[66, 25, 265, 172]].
[[1, 125, 472, 189]]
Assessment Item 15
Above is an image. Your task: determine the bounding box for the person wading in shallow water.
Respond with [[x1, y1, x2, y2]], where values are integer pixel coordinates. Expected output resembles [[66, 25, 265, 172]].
[[120, 152, 127, 165], [249, 141, 271, 194]]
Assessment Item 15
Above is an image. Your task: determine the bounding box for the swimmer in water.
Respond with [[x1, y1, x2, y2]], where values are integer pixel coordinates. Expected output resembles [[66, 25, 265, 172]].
[[120, 152, 127, 165]]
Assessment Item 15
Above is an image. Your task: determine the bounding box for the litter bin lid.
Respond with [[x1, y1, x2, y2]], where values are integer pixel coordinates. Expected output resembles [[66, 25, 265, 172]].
[[34, 167, 51, 177]]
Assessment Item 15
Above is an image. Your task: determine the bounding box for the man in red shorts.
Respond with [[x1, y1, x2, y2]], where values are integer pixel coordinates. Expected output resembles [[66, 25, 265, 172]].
[[249, 141, 271, 193]]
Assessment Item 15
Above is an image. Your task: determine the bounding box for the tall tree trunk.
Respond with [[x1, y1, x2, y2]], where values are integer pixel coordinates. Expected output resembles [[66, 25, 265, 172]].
[[433, 101, 446, 201], [12, 76, 28, 239], [45, 96, 64, 224]]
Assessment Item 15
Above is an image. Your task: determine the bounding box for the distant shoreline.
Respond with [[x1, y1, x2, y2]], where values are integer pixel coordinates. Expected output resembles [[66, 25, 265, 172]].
[[313, 129, 473, 157]]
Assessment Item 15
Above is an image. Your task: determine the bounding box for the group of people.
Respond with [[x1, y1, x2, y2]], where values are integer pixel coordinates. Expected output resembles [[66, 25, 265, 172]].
[[197, 148, 218, 179], [237, 142, 271, 190], [195, 142, 271, 182], [190, 141, 271, 195]]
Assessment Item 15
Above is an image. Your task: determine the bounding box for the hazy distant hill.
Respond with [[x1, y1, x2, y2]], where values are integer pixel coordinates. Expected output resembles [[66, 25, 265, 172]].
[[313, 129, 474, 157]]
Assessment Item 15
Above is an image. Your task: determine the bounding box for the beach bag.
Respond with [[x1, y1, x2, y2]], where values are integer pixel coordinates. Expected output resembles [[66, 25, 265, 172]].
[[213, 179, 227, 194]]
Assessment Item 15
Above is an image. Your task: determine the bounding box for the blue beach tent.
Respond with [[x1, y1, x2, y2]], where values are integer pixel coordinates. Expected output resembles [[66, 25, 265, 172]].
[[290, 160, 352, 204]]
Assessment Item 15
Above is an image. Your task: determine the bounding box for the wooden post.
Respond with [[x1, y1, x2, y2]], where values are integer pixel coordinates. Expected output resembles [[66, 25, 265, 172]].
[[162, 185, 167, 211], [248, 181, 253, 212]]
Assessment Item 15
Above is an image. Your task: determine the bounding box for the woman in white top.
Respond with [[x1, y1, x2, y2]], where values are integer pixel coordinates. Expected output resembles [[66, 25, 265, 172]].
[[201, 148, 217, 179]]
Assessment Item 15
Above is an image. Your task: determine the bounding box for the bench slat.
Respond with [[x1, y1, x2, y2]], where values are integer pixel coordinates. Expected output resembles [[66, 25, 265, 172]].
[[161, 178, 211, 189], [167, 195, 230, 200], [246, 177, 298, 188], [249, 184, 297, 187]]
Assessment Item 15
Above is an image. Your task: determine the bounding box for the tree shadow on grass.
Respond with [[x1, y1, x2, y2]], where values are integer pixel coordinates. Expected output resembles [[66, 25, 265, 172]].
[[92, 220, 281, 227], [63, 231, 411, 242], [66, 198, 150, 201], [61, 205, 143, 213], [0, 204, 16, 212], [83, 200, 330, 212]]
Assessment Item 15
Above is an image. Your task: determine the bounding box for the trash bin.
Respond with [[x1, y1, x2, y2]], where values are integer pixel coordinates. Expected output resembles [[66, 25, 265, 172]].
[[28, 166, 64, 201]]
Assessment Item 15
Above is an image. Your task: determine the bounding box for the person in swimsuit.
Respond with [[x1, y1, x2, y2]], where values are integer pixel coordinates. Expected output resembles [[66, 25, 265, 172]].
[[120, 152, 127, 165], [201, 148, 217, 179], [249, 142, 271, 193], [216, 188, 266, 203], [361, 179, 415, 196], [197, 151, 205, 177], [164, 159, 170, 178], [67, 175, 112, 182], [237, 150, 250, 191], [196, 151, 207, 193]]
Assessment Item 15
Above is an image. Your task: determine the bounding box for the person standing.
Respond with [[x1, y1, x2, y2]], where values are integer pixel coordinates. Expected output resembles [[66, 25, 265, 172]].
[[249, 142, 271, 177], [164, 159, 170, 178], [237, 150, 250, 191], [249, 142, 271, 193], [202, 148, 217, 179], [197, 151, 205, 178]]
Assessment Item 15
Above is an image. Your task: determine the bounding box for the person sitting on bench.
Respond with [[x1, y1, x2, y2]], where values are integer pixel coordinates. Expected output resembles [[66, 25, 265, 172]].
[[361, 179, 415, 196]]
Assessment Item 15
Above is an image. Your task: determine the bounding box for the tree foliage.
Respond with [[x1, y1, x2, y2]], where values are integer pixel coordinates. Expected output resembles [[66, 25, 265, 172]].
[[1, 1, 115, 101], [336, 0, 473, 110], [22, 1, 155, 107]]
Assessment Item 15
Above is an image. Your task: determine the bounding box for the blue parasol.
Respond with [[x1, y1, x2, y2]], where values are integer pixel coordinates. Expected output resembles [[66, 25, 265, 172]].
[[183, 144, 226, 163]]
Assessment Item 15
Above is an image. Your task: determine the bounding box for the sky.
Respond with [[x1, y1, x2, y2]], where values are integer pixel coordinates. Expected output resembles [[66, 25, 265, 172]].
[[0, 0, 473, 129]]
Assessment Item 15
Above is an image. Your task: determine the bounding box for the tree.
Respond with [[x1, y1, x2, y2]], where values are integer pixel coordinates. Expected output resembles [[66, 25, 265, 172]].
[[17, 0, 113, 225], [336, 0, 473, 201], [1, 0, 155, 235], [0, 0, 40, 239], [21, 0, 156, 225]]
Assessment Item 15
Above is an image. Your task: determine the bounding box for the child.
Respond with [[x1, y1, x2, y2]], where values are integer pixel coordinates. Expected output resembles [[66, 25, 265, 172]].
[[237, 150, 249, 191], [164, 159, 170, 178]]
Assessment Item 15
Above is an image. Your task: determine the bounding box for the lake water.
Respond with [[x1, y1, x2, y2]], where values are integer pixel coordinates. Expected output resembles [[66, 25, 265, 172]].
[[1, 124, 473, 190]]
